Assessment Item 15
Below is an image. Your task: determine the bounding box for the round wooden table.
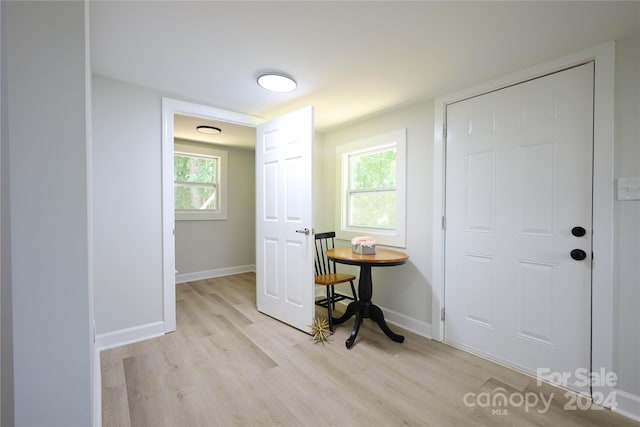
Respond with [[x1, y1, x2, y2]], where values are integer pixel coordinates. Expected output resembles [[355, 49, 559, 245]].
[[326, 247, 409, 349]]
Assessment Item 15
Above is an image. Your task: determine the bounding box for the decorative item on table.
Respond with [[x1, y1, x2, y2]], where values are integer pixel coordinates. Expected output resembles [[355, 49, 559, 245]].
[[351, 236, 376, 254]]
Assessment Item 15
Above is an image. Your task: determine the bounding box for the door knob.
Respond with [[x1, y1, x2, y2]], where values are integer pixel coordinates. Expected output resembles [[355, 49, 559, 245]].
[[570, 249, 587, 261], [295, 228, 310, 235], [571, 226, 586, 237]]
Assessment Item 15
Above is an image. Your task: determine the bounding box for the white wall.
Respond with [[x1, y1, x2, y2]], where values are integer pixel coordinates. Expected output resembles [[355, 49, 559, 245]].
[[322, 103, 434, 336], [92, 75, 164, 336], [5, 2, 92, 424], [174, 139, 255, 280], [613, 36, 640, 417]]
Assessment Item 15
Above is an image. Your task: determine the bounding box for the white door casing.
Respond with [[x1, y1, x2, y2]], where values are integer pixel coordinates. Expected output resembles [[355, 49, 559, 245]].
[[161, 98, 263, 333], [444, 64, 593, 393], [256, 106, 314, 332]]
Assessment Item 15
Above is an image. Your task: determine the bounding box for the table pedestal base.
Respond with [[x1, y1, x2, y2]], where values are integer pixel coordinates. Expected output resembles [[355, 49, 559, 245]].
[[333, 301, 405, 349]]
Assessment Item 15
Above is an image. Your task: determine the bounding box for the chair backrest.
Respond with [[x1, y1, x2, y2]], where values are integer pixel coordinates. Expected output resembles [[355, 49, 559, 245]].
[[314, 231, 338, 276]]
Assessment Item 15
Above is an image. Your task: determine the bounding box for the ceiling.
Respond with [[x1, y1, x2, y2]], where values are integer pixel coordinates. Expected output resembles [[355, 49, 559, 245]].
[[174, 114, 256, 149], [90, 1, 639, 146]]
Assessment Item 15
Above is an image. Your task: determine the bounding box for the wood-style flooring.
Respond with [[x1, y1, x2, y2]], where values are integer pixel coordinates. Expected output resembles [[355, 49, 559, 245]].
[[101, 273, 637, 426]]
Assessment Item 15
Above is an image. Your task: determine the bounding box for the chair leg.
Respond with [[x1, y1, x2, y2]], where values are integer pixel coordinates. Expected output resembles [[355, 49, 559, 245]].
[[326, 286, 334, 333], [330, 285, 336, 310]]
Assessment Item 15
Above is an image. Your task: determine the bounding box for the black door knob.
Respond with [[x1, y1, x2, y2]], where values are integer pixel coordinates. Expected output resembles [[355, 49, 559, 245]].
[[572, 226, 586, 237], [571, 249, 587, 261]]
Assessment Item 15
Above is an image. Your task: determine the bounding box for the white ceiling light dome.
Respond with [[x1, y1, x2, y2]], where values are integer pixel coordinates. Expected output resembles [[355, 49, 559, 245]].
[[196, 125, 221, 135], [257, 73, 297, 93]]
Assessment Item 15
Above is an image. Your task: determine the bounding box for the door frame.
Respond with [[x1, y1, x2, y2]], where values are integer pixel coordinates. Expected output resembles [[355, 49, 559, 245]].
[[161, 98, 263, 332], [431, 42, 615, 399]]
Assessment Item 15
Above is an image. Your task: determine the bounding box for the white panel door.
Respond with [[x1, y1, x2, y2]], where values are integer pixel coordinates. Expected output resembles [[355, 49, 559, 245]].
[[256, 106, 314, 333], [445, 64, 594, 393]]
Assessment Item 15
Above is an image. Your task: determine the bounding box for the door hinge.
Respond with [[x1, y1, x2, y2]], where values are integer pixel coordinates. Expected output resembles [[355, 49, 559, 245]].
[[442, 216, 446, 230], [443, 126, 447, 139], [441, 308, 445, 321]]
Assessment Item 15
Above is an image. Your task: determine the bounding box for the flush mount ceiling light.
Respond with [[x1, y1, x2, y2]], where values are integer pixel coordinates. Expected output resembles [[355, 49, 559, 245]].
[[257, 73, 297, 93], [196, 125, 221, 135]]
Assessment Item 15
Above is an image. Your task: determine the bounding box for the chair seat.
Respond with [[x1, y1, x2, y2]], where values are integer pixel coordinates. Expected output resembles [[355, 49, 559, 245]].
[[315, 273, 356, 286]]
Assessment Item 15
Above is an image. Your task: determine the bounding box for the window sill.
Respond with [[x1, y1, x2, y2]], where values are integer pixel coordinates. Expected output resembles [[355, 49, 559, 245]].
[[175, 210, 227, 221], [336, 228, 406, 249]]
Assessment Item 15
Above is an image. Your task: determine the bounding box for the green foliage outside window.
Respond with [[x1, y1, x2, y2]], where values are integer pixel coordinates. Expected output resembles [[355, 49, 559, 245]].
[[174, 154, 218, 210], [350, 148, 396, 189], [348, 146, 397, 229]]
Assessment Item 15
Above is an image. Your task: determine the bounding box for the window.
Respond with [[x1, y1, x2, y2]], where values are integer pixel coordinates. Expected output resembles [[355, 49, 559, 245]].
[[174, 153, 218, 209], [174, 148, 227, 220], [336, 129, 406, 247]]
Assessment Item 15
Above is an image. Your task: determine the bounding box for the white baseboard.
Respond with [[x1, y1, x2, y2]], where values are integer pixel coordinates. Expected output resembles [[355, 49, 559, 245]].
[[380, 305, 432, 339], [95, 321, 165, 351], [613, 389, 640, 422], [176, 264, 256, 284]]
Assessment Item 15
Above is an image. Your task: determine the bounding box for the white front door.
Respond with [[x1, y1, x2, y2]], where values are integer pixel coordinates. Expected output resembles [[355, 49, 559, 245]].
[[444, 64, 594, 393], [256, 106, 314, 333]]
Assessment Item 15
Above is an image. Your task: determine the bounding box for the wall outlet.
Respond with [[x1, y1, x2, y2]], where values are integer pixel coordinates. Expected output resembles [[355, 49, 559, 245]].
[[617, 177, 640, 201]]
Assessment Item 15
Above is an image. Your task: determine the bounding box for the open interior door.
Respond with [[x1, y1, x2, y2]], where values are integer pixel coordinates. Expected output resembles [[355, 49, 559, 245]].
[[256, 106, 314, 333]]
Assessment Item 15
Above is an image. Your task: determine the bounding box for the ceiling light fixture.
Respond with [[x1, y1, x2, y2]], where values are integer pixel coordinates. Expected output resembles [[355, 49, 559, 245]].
[[257, 73, 297, 93], [196, 125, 222, 135]]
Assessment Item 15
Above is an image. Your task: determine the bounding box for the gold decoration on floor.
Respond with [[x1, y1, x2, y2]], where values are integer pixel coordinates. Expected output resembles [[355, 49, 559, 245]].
[[309, 316, 331, 344]]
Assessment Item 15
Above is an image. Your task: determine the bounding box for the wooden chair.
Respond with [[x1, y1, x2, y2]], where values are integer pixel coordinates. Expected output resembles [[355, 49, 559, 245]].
[[314, 232, 357, 332]]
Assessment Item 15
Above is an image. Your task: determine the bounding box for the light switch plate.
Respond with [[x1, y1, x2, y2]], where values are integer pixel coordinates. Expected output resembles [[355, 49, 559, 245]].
[[617, 177, 640, 201]]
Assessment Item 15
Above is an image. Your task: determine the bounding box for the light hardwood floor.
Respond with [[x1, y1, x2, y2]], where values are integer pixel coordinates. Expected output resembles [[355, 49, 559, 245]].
[[101, 273, 637, 426]]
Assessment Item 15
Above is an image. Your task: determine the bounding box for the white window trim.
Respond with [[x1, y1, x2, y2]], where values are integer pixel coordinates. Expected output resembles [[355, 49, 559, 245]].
[[335, 129, 407, 248], [174, 147, 228, 221]]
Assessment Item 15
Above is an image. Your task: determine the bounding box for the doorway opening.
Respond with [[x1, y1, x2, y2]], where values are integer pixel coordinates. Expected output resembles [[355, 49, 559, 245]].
[[161, 98, 263, 332]]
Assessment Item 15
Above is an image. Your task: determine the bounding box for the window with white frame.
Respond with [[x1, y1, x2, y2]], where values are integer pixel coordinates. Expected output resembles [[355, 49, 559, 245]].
[[336, 129, 406, 247], [174, 148, 228, 220]]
